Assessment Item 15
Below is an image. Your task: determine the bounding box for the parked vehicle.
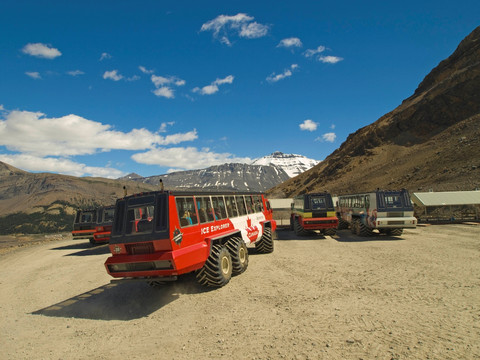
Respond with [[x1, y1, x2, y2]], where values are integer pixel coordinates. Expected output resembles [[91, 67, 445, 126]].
[[336, 189, 417, 236], [105, 190, 276, 287], [92, 205, 115, 245], [290, 192, 338, 236], [71, 209, 97, 242]]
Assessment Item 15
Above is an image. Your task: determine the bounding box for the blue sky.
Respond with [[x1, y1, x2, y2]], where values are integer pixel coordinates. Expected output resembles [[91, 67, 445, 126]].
[[0, 1, 478, 178]]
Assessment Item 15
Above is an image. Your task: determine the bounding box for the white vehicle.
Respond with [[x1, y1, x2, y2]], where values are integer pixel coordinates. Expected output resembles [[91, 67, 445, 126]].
[[336, 189, 417, 236]]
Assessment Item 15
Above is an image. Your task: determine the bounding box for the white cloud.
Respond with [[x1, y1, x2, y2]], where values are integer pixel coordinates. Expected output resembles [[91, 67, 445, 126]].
[[103, 70, 123, 81], [25, 71, 41, 79], [139, 66, 154, 74], [159, 122, 175, 133], [277, 37, 303, 48], [200, 13, 269, 45], [266, 64, 298, 83], [22, 43, 61, 59], [151, 75, 185, 98], [239, 22, 269, 38], [0, 105, 4, 111], [304, 45, 326, 58], [0, 153, 125, 178], [132, 146, 252, 170], [316, 132, 337, 142], [318, 55, 343, 64], [100, 52, 112, 61], [299, 119, 318, 132], [193, 75, 234, 95], [153, 86, 174, 99], [126, 75, 140, 81], [0, 109, 197, 157], [67, 70, 85, 76]]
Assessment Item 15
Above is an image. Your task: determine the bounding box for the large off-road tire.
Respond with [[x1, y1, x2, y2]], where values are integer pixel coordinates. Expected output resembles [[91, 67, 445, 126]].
[[337, 218, 349, 230], [358, 222, 373, 236], [325, 228, 337, 236], [350, 219, 359, 235], [255, 226, 274, 254], [226, 236, 249, 275], [294, 218, 309, 236], [386, 228, 403, 236], [196, 244, 233, 287]]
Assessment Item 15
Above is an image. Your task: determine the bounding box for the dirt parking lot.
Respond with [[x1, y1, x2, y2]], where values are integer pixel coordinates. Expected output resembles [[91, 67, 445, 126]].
[[1, 224, 479, 359]]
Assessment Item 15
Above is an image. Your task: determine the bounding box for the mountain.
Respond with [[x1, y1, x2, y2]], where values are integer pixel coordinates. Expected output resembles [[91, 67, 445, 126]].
[[0, 162, 157, 234], [251, 151, 320, 177], [126, 163, 290, 192], [269, 26, 480, 198]]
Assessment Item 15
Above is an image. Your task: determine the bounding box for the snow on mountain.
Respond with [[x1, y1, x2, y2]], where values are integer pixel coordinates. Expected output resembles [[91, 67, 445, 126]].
[[251, 151, 320, 178]]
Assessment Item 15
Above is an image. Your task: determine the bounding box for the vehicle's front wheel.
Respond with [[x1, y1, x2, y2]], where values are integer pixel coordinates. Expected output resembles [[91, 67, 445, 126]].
[[196, 244, 232, 287]]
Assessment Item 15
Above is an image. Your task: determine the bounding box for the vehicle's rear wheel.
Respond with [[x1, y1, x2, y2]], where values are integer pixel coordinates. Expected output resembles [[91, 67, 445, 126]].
[[255, 226, 274, 254], [294, 218, 309, 236], [337, 218, 349, 230], [325, 228, 337, 236], [358, 223, 373, 236], [196, 244, 232, 287], [387, 228, 403, 236], [226, 236, 249, 275]]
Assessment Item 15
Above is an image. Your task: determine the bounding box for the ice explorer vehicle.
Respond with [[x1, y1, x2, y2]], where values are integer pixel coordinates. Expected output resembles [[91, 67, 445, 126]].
[[336, 189, 417, 236], [105, 190, 276, 288], [290, 192, 338, 236]]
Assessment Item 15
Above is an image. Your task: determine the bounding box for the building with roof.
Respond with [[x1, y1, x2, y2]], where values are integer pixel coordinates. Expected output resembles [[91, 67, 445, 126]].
[[411, 190, 480, 222]]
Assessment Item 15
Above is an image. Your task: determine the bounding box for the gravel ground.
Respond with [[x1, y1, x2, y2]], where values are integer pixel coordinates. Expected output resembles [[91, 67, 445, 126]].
[[0, 224, 479, 359]]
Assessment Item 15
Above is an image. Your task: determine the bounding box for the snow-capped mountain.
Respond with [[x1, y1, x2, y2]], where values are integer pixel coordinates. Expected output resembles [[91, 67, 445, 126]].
[[251, 151, 320, 178], [121, 163, 290, 192]]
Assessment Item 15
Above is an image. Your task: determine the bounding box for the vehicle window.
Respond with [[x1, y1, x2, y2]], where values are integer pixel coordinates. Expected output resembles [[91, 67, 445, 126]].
[[104, 209, 115, 222], [253, 195, 263, 212], [176, 197, 198, 227], [126, 195, 155, 234], [245, 195, 255, 214], [225, 196, 238, 217], [81, 212, 93, 223], [236, 196, 247, 216], [311, 197, 326, 210], [211, 196, 227, 220], [385, 195, 402, 208], [197, 197, 214, 223]]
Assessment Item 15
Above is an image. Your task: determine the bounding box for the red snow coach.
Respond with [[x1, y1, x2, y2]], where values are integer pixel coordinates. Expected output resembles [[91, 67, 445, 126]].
[[72, 209, 97, 242], [91, 205, 115, 245], [105, 190, 276, 287]]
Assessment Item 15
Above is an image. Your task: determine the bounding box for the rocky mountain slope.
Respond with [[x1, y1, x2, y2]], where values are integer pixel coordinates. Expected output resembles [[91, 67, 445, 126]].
[[121, 163, 290, 192], [251, 151, 319, 177], [269, 26, 480, 198]]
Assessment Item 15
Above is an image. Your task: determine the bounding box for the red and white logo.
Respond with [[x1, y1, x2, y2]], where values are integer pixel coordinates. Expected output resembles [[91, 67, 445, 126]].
[[246, 218, 260, 242]]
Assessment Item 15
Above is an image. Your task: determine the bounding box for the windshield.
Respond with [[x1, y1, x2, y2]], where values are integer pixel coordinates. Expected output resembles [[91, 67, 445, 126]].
[[310, 196, 326, 210], [125, 195, 155, 234]]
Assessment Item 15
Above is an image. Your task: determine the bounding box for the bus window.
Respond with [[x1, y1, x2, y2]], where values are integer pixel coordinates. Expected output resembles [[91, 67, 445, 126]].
[[225, 196, 238, 217], [235, 196, 247, 216], [245, 195, 255, 214], [125, 195, 155, 234], [197, 197, 214, 223], [253, 195, 263, 212], [176, 197, 198, 227], [211, 196, 227, 220]]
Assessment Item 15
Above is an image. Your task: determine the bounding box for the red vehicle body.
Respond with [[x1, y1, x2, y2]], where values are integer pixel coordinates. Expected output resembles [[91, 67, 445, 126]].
[[105, 190, 276, 287], [72, 209, 97, 242], [92, 206, 115, 244]]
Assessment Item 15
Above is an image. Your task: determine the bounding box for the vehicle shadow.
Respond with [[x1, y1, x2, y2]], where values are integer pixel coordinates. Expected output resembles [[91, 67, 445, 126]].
[[335, 229, 405, 242], [32, 275, 211, 321], [274, 229, 329, 241], [51, 242, 111, 256]]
